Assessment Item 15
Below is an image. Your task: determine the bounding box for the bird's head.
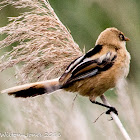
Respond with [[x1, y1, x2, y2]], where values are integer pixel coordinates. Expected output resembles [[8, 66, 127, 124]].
[[95, 27, 129, 49]]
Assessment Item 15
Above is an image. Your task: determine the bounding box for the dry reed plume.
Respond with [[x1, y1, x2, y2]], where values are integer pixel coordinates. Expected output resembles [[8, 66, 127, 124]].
[[0, 0, 82, 83]]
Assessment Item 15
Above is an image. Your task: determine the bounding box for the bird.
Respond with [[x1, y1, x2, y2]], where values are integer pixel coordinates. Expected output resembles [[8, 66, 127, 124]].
[[1, 27, 130, 115]]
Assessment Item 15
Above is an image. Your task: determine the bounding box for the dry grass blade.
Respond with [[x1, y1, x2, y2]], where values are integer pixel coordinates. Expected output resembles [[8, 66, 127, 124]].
[[100, 95, 131, 140]]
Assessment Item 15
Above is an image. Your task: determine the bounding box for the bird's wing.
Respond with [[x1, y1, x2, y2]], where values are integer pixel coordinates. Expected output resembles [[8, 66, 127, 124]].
[[59, 45, 102, 84], [59, 46, 117, 87]]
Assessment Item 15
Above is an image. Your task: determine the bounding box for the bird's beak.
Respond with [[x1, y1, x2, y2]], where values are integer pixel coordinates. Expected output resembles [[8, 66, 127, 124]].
[[124, 36, 130, 41]]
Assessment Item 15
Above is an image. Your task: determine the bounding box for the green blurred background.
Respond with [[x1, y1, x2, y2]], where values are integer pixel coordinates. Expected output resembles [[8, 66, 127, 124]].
[[0, 0, 140, 139]]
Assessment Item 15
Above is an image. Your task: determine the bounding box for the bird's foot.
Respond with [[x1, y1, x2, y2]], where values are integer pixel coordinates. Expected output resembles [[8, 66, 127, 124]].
[[106, 106, 118, 116]]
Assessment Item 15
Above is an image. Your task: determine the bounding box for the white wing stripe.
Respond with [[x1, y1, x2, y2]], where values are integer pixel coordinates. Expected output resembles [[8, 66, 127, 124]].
[[65, 56, 84, 73], [71, 57, 92, 73]]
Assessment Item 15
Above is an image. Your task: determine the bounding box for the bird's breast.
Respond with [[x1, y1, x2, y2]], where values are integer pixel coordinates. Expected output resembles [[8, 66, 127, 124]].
[[115, 49, 130, 81], [63, 48, 130, 99]]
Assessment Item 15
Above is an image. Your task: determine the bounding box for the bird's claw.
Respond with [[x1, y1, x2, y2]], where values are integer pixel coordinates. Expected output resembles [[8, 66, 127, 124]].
[[106, 107, 118, 116]]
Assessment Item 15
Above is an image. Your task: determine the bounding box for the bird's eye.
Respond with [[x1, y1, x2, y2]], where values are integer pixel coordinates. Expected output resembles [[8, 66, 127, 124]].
[[119, 34, 125, 41]]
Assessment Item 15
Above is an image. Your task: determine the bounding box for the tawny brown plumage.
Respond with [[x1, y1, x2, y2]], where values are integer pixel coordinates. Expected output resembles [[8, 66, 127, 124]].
[[1, 27, 130, 104], [60, 28, 130, 102]]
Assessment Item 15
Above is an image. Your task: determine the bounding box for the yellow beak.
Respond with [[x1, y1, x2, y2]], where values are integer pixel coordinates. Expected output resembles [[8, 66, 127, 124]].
[[124, 36, 130, 41]]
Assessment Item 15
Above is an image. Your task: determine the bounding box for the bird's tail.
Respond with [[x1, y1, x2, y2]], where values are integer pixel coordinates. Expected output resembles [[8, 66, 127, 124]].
[[1, 78, 60, 98]]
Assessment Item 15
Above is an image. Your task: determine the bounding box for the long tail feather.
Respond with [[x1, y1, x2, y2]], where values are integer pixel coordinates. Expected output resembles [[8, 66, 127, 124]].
[[1, 78, 60, 98]]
